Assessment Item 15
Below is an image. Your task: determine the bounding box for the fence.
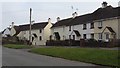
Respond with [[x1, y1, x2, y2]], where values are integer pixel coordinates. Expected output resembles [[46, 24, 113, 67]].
[[46, 39, 120, 47], [46, 40, 80, 46]]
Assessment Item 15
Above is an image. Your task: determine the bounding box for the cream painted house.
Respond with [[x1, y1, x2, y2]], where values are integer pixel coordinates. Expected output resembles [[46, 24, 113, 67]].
[[2, 27, 11, 37], [11, 18, 53, 45], [51, 2, 120, 42]]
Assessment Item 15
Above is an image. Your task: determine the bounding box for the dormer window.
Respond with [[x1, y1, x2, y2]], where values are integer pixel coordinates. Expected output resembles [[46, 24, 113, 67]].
[[98, 21, 102, 29], [90, 23, 94, 29], [83, 24, 87, 30]]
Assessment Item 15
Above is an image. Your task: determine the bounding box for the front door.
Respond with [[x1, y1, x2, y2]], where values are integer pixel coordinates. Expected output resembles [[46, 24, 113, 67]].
[[105, 33, 109, 42]]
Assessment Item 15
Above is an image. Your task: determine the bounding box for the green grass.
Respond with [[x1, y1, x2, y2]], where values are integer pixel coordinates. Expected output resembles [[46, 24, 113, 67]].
[[4, 44, 33, 49], [30, 47, 119, 67]]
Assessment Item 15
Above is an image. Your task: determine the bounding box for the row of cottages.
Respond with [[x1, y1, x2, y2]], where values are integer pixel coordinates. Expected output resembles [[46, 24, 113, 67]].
[[51, 2, 120, 42], [10, 18, 52, 45]]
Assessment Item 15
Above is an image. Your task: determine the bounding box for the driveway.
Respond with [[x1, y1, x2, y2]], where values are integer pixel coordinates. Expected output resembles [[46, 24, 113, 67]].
[[2, 47, 97, 66]]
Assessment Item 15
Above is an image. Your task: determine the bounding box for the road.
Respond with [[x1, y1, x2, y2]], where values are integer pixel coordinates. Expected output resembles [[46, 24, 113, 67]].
[[2, 47, 97, 66]]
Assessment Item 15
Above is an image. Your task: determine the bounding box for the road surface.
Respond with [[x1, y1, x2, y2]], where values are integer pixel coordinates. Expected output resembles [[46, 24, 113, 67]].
[[2, 47, 97, 66]]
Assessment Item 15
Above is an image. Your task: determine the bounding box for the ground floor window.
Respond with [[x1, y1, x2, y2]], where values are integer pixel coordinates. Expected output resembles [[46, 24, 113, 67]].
[[39, 36, 42, 41]]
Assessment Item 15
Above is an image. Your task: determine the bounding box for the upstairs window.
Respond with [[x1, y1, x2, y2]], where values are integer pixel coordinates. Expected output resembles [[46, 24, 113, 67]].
[[83, 24, 87, 30], [69, 26, 71, 31], [39, 29, 42, 33], [90, 23, 94, 29], [98, 21, 102, 29]]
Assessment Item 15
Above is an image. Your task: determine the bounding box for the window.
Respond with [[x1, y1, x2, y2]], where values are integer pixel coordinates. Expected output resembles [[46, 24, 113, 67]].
[[98, 33, 102, 40], [83, 34, 86, 39], [73, 35, 75, 40], [98, 21, 102, 29], [69, 35, 71, 40], [39, 36, 42, 41], [90, 23, 94, 29], [39, 29, 42, 33], [91, 34, 94, 39], [83, 24, 87, 30], [69, 26, 71, 31]]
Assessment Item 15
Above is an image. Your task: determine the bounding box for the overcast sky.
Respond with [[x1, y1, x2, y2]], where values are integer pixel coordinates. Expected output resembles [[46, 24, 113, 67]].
[[0, 0, 119, 31]]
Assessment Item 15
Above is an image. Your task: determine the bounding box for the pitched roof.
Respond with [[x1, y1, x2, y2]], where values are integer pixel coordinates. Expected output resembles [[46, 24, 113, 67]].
[[73, 30, 81, 36], [19, 22, 48, 31], [106, 27, 115, 33], [51, 18, 72, 28], [102, 26, 116, 34], [52, 6, 120, 28], [13, 26, 21, 36], [12, 22, 48, 36]]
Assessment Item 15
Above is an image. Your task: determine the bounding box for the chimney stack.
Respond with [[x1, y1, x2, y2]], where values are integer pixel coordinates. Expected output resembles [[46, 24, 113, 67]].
[[57, 17, 60, 22], [72, 12, 78, 18], [102, 1, 108, 8], [48, 18, 51, 23], [11, 22, 14, 27]]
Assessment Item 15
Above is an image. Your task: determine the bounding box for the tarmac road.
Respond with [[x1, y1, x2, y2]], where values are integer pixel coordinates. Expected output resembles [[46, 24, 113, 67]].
[[2, 47, 97, 66]]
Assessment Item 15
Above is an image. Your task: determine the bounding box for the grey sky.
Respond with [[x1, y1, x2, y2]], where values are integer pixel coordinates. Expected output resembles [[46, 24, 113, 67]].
[[1, 1, 118, 31]]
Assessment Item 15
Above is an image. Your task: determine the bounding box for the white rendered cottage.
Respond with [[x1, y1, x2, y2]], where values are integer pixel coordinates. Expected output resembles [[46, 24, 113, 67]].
[[51, 2, 120, 42], [17, 18, 53, 45]]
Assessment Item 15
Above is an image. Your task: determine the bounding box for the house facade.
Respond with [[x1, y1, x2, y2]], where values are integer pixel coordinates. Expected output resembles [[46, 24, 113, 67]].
[[51, 2, 120, 42], [11, 18, 53, 45], [2, 27, 11, 37]]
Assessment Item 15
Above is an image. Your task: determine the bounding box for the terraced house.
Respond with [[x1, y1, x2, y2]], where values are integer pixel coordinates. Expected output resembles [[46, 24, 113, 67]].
[[10, 18, 53, 45], [51, 2, 120, 42]]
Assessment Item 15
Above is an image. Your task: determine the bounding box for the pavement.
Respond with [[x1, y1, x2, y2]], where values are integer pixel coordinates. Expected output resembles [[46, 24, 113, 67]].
[[2, 47, 98, 66]]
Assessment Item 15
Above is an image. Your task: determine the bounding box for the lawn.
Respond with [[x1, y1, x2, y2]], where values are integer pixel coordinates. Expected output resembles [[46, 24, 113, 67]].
[[30, 47, 119, 67], [4, 44, 33, 49]]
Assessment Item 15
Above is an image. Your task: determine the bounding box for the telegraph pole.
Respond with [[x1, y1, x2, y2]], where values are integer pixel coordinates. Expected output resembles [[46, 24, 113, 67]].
[[29, 8, 32, 45]]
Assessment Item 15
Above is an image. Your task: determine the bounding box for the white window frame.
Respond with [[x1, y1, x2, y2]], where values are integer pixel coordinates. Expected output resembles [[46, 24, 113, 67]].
[[98, 21, 102, 28]]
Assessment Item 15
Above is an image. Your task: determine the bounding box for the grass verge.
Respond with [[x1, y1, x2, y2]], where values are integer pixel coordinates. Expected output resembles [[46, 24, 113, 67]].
[[29, 47, 119, 67], [4, 44, 33, 49]]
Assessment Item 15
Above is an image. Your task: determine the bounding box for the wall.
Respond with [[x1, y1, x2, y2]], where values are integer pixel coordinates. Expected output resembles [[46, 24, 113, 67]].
[[10, 27, 16, 36], [94, 18, 119, 41], [3, 28, 10, 37], [43, 22, 53, 45], [70, 23, 94, 40]]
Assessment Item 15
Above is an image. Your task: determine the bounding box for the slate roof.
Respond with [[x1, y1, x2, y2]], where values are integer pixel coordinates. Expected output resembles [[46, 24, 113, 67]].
[[1, 27, 11, 34], [13, 26, 21, 36], [13, 22, 48, 36], [19, 22, 48, 31], [106, 27, 115, 33], [51, 18, 72, 28], [102, 26, 116, 34], [52, 6, 120, 28], [73, 30, 81, 36]]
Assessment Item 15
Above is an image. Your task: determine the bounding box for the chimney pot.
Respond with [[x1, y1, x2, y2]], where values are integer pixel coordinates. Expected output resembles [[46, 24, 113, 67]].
[[102, 1, 108, 8], [48, 18, 51, 23], [57, 17, 60, 22]]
